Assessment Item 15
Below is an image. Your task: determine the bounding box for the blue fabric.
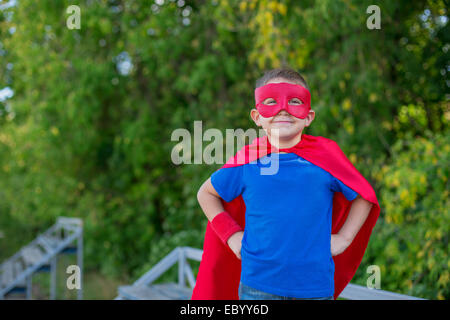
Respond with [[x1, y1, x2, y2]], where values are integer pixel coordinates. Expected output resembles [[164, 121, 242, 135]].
[[210, 152, 358, 298], [238, 282, 334, 300]]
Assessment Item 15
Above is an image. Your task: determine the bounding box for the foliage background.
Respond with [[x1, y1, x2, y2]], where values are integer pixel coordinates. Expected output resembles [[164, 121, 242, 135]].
[[0, 0, 448, 299]]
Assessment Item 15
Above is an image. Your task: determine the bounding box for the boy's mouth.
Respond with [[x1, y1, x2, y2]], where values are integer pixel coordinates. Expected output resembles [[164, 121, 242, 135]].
[[272, 118, 294, 124]]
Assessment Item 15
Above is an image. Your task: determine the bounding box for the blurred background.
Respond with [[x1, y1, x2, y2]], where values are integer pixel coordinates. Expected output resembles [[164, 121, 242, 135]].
[[0, 0, 448, 299]]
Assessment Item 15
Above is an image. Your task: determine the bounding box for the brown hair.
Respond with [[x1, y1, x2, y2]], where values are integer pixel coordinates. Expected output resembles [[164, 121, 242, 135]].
[[255, 67, 309, 90]]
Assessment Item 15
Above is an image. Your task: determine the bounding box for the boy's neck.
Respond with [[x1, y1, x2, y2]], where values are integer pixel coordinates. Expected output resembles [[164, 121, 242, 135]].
[[268, 132, 303, 152]]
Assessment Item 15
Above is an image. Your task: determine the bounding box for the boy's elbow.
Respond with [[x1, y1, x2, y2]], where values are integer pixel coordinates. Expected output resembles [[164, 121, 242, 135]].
[[197, 185, 203, 202], [197, 182, 208, 203]]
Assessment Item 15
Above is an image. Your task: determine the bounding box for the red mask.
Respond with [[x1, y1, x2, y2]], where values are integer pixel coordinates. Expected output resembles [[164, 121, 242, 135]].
[[254, 82, 311, 119]]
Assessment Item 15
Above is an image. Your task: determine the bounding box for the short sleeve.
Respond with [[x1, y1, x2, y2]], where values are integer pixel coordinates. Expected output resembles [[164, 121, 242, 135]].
[[330, 176, 358, 201], [210, 166, 245, 202]]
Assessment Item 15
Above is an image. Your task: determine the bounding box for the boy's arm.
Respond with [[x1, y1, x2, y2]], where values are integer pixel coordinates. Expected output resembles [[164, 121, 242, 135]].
[[197, 178, 244, 258], [197, 177, 225, 222], [331, 195, 373, 256]]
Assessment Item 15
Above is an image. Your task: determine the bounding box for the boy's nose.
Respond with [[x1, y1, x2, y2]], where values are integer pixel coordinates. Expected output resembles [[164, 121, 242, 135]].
[[276, 109, 290, 116]]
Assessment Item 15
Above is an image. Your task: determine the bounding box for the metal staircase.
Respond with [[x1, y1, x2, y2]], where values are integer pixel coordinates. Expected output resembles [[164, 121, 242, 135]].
[[0, 217, 83, 300]]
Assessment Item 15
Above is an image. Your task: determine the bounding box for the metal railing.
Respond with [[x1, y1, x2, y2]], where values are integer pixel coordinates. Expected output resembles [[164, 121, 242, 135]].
[[115, 246, 201, 300], [116, 246, 425, 300]]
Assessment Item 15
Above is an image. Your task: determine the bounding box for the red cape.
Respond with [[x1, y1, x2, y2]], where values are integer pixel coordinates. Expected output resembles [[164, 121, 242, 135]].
[[191, 134, 380, 300]]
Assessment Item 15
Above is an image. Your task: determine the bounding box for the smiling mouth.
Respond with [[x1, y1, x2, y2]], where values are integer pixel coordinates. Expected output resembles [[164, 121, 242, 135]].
[[273, 120, 293, 123]]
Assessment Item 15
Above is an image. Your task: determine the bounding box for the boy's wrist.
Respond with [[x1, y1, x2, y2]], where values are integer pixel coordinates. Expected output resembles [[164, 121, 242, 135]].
[[210, 211, 243, 245], [226, 230, 243, 245], [336, 231, 353, 244]]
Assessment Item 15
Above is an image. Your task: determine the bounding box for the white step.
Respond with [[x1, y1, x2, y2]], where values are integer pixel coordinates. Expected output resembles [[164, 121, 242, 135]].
[[21, 246, 45, 266], [118, 283, 192, 300]]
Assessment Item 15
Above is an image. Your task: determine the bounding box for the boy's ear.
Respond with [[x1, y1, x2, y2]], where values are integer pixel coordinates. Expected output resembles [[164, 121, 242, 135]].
[[250, 108, 261, 126], [305, 109, 315, 127]]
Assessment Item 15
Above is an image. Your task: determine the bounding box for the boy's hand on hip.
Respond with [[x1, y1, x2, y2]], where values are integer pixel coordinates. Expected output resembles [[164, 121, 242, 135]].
[[227, 231, 244, 260], [331, 234, 351, 256]]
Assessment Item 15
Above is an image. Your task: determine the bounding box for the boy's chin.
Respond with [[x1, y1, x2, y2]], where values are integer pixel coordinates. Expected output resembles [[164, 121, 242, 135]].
[[268, 131, 302, 141], [269, 127, 301, 136]]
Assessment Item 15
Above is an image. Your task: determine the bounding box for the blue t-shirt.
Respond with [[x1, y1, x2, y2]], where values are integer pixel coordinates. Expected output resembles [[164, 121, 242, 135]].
[[211, 152, 358, 298]]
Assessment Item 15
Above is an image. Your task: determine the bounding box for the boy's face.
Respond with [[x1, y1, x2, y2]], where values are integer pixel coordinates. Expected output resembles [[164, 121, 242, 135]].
[[250, 78, 315, 141]]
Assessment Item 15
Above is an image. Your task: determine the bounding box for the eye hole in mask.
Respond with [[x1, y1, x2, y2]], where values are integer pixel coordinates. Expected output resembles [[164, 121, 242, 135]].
[[254, 82, 311, 119], [263, 97, 303, 105]]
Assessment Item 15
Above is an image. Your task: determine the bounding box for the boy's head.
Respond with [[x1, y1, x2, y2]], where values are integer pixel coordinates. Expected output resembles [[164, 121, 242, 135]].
[[251, 67, 315, 143]]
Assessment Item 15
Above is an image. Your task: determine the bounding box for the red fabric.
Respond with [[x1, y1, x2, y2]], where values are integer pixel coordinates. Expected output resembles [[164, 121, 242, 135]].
[[191, 134, 380, 300], [210, 211, 244, 245]]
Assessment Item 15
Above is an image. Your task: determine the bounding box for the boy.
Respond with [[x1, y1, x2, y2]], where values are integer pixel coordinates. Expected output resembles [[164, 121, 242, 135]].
[[192, 67, 379, 300]]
